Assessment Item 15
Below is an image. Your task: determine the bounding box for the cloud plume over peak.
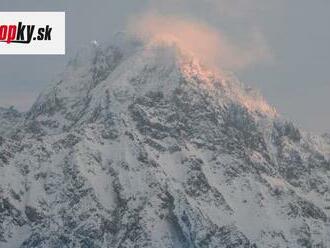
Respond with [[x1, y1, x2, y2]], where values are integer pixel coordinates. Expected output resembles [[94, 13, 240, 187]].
[[129, 13, 272, 71]]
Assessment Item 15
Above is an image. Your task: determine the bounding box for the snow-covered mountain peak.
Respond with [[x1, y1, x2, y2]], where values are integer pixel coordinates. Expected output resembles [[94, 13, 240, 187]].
[[1, 36, 330, 247], [26, 35, 277, 136]]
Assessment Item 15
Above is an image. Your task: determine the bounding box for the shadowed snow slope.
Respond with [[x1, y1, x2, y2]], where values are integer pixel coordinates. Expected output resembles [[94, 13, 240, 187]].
[[0, 36, 329, 248]]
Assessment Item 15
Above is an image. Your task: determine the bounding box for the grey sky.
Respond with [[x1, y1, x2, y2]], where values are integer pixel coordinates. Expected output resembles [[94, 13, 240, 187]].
[[0, 0, 329, 134]]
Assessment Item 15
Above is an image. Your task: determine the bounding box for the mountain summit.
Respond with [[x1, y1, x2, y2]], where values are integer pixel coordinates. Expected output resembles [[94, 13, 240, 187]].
[[0, 36, 330, 247]]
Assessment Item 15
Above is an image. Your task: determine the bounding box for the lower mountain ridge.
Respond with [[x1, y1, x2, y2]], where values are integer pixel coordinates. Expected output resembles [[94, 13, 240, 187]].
[[0, 37, 330, 248]]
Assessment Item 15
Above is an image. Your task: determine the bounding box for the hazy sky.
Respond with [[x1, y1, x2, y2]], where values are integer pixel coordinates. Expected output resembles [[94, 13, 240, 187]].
[[0, 0, 329, 134]]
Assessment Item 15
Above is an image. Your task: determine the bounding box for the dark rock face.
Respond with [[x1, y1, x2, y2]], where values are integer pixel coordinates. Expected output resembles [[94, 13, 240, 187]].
[[0, 40, 329, 247]]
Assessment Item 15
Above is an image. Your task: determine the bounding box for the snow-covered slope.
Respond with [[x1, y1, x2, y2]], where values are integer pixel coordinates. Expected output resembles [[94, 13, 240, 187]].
[[0, 107, 23, 137], [0, 37, 330, 248]]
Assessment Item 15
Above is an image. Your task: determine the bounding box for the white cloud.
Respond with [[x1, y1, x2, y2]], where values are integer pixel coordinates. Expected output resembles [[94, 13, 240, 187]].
[[128, 12, 272, 71]]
